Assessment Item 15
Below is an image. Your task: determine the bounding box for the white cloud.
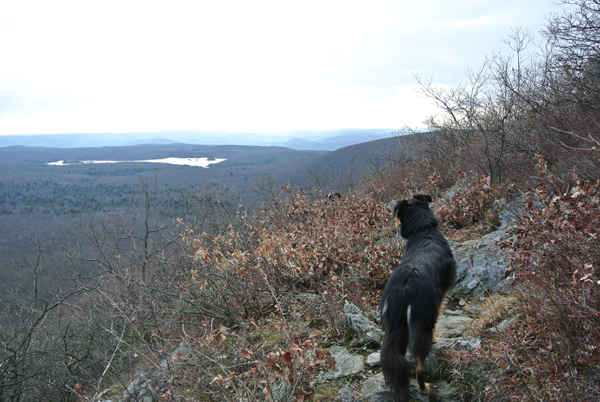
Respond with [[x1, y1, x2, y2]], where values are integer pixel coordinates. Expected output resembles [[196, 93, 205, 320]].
[[0, 0, 561, 136]]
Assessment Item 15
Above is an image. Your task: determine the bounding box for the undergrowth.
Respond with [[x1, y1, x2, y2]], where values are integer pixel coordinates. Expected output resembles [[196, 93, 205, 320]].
[[444, 156, 600, 401], [100, 190, 404, 401]]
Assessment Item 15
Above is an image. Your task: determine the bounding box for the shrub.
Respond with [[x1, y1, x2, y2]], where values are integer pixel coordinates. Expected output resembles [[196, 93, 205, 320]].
[[434, 172, 507, 232], [446, 156, 600, 401], [186, 190, 403, 321]]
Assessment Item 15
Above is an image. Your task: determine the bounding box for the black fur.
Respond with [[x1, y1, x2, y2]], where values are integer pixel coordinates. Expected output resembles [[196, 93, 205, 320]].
[[380, 194, 457, 394]]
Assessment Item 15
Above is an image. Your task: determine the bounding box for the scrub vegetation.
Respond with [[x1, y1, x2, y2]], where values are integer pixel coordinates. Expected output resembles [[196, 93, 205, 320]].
[[1, 1, 600, 400]]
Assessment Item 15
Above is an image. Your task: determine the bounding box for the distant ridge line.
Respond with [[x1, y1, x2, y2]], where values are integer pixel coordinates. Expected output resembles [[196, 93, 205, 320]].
[[0, 129, 397, 151]]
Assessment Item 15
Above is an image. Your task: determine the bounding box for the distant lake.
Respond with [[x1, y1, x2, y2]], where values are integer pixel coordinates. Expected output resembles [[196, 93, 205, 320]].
[[47, 157, 227, 168]]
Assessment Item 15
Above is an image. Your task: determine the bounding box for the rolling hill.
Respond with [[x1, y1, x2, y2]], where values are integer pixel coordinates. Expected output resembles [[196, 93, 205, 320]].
[[0, 135, 412, 296]]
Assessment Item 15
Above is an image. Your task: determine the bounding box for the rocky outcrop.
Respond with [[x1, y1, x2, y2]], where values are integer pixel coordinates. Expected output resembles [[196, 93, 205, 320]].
[[344, 301, 384, 344], [449, 235, 512, 299], [333, 308, 479, 401], [326, 200, 522, 400], [449, 198, 522, 299]]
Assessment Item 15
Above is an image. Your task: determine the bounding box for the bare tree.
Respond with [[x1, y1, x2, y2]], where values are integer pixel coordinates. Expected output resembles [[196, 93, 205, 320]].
[[545, 0, 600, 111], [416, 29, 540, 184], [0, 238, 102, 401]]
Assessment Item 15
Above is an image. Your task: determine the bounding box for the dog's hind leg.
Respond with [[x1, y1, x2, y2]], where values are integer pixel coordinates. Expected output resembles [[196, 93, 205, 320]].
[[432, 299, 446, 343], [416, 356, 430, 394]]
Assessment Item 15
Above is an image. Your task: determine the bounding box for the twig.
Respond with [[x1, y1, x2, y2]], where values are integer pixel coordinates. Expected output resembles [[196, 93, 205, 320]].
[[460, 243, 493, 299], [263, 275, 287, 329], [94, 324, 126, 398]]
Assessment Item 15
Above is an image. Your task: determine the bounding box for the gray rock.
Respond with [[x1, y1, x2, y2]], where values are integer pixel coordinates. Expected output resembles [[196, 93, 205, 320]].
[[449, 234, 511, 299], [498, 197, 525, 229], [495, 273, 517, 294], [467, 306, 484, 314], [361, 373, 404, 402], [448, 197, 527, 300], [366, 351, 381, 367], [344, 301, 384, 344], [435, 313, 474, 337], [432, 337, 459, 351], [452, 336, 482, 350], [117, 341, 194, 402], [361, 373, 456, 402], [486, 315, 521, 334], [322, 345, 364, 380], [337, 387, 361, 402], [435, 381, 460, 401], [269, 381, 298, 402], [370, 309, 381, 324], [124, 373, 154, 402], [444, 309, 465, 315]]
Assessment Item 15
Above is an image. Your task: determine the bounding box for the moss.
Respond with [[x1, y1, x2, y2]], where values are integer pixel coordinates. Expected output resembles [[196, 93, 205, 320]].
[[96, 383, 126, 399], [467, 295, 519, 335], [484, 208, 502, 232], [370, 225, 397, 242], [312, 383, 341, 400], [248, 325, 287, 349]]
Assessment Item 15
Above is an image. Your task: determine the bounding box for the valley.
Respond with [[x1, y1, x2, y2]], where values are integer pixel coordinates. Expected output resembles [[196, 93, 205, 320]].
[[0, 136, 407, 297]]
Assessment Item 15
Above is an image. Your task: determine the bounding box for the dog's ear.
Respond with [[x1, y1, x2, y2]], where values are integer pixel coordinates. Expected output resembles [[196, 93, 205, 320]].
[[413, 194, 433, 203], [393, 200, 408, 224]]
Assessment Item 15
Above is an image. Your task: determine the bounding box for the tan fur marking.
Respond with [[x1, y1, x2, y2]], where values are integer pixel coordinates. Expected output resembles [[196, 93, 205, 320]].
[[416, 357, 430, 394], [433, 297, 447, 343]]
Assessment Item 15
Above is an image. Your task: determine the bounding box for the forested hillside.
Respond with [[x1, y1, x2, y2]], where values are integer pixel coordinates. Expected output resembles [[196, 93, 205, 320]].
[[1, 1, 600, 401], [0, 139, 402, 296]]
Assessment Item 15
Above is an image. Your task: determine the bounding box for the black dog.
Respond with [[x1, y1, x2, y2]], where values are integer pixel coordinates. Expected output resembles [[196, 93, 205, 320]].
[[380, 194, 456, 394]]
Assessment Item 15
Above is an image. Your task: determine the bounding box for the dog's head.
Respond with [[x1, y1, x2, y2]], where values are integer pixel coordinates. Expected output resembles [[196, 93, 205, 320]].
[[393, 194, 432, 222], [393, 194, 438, 238]]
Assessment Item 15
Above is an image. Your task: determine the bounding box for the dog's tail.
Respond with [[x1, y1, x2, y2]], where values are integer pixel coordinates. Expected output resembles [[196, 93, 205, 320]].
[[380, 271, 413, 394], [380, 268, 440, 394]]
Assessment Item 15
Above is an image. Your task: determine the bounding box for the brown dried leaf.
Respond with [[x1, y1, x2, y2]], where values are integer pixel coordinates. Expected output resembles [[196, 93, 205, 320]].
[[241, 348, 254, 360]]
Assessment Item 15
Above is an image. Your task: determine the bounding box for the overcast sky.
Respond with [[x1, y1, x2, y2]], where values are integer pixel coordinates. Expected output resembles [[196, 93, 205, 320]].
[[0, 0, 565, 137]]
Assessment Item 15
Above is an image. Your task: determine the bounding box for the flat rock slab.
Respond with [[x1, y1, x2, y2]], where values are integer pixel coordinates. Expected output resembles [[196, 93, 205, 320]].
[[322, 345, 365, 380], [436, 313, 474, 337], [361, 373, 457, 402]]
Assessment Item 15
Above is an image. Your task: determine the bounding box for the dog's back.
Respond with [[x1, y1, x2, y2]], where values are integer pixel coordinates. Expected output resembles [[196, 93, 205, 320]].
[[380, 195, 456, 394]]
